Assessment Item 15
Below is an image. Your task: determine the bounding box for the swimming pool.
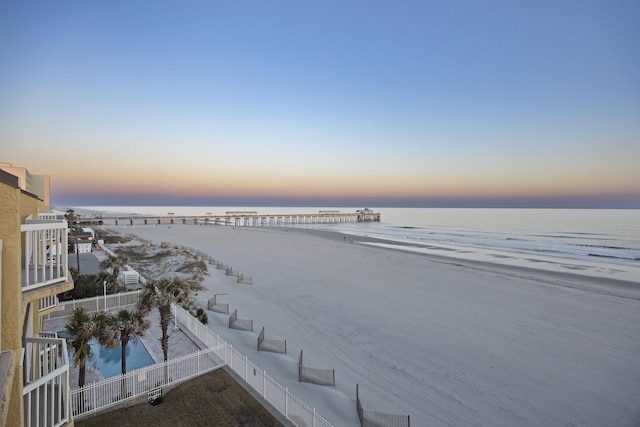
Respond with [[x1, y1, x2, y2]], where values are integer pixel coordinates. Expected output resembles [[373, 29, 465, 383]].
[[59, 331, 154, 378]]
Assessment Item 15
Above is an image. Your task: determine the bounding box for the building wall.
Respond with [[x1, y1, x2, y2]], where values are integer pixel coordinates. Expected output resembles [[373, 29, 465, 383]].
[[30, 174, 51, 208], [0, 179, 26, 426], [0, 180, 22, 352], [0, 163, 29, 195], [0, 175, 67, 426]]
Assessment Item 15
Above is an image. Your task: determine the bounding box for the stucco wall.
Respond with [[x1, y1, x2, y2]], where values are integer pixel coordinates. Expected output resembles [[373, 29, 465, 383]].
[[0, 182, 20, 351]]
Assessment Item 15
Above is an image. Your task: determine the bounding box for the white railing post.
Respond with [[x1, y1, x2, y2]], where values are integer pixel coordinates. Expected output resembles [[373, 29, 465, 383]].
[[263, 370, 266, 398], [245, 356, 248, 382]]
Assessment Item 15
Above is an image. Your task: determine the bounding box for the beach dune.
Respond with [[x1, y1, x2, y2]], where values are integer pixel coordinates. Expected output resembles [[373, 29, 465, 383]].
[[114, 224, 640, 427]]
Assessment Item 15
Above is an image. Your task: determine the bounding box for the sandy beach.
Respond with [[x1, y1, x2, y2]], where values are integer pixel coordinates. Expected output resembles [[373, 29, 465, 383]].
[[108, 223, 640, 426]]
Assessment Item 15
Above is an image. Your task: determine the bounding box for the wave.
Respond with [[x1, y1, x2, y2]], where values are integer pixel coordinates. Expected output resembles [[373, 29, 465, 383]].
[[588, 254, 640, 262], [533, 234, 610, 241], [579, 244, 629, 250]]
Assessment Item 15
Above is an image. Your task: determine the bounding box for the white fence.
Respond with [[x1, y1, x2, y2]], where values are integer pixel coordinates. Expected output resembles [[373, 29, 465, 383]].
[[174, 305, 334, 427], [43, 290, 141, 320], [71, 347, 224, 419]]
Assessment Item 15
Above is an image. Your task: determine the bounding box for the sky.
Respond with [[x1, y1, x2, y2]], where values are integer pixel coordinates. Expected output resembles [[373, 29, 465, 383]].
[[1, 1, 639, 208]]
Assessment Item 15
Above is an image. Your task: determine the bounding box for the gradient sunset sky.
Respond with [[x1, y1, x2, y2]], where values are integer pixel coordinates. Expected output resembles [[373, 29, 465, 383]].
[[1, 1, 639, 208]]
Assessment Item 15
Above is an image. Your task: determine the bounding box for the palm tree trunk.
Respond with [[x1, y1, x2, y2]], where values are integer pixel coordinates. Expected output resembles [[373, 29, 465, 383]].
[[121, 337, 128, 397], [159, 305, 171, 362], [78, 363, 86, 388], [121, 337, 128, 375], [159, 305, 171, 384], [111, 269, 118, 293], [78, 363, 87, 413]]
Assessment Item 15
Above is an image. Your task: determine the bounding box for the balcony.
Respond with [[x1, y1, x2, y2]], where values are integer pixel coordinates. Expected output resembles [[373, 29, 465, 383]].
[[21, 219, 69, 291], [39, 295, 59, 313], [23, 337, 71, 427]]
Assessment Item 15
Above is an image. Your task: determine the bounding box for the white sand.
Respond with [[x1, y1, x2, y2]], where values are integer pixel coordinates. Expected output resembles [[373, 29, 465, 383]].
[[112, 224, 640, 426]]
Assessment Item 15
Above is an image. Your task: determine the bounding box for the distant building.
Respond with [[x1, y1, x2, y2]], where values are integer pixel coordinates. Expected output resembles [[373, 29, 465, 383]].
[[69, 230, 93, 253], [81, 227, 96, 241], [0, 162, 51, 207]]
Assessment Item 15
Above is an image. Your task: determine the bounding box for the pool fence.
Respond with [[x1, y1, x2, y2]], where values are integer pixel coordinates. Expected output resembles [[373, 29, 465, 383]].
[[43, 290, 142, 320], [71, 347, 224, 419]]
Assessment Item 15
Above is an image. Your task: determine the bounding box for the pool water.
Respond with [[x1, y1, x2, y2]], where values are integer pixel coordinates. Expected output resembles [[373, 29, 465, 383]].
[[59, 331, 155, 378]]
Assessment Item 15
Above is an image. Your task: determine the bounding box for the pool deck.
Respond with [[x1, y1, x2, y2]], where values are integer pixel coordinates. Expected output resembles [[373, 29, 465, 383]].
[[44, 308, 205, 388]]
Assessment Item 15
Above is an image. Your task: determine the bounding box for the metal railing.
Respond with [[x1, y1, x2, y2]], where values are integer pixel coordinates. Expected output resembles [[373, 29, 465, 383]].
[[21, 218, 69, 290], [23, 337, 71, 427], [37, 212, 60, 221]]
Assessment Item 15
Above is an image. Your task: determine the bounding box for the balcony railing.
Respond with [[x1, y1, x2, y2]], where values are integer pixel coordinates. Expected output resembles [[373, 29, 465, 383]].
[[21, 219, 69, 290], [37, 212, 60, 221], [23, 337, 71, 427], [39, 295, 59, 312]]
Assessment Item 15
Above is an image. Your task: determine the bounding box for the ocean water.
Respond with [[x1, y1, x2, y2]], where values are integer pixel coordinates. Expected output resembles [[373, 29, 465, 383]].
[[75, 206, 640, 281]]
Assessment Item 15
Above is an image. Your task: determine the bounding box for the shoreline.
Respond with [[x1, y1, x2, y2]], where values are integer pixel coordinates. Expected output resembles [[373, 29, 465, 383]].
[[107, 223, 640, 426], [114, 221, 640, 288], [290, 227, 640, 299]]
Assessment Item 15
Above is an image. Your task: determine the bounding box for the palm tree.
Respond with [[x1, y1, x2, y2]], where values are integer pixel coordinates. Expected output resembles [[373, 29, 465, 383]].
[[138, 277, 190, 363], [99, 253, 129, 294], [65, 307, 117, 412], [110, 309, 150, 375], [64, 209, 76, 229], [65, 307, 117, 388], [108, 309, 150, 396]]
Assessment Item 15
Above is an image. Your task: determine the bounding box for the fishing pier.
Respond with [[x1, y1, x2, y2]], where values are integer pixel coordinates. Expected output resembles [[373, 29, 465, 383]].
[[76, 209, 381, 227]]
